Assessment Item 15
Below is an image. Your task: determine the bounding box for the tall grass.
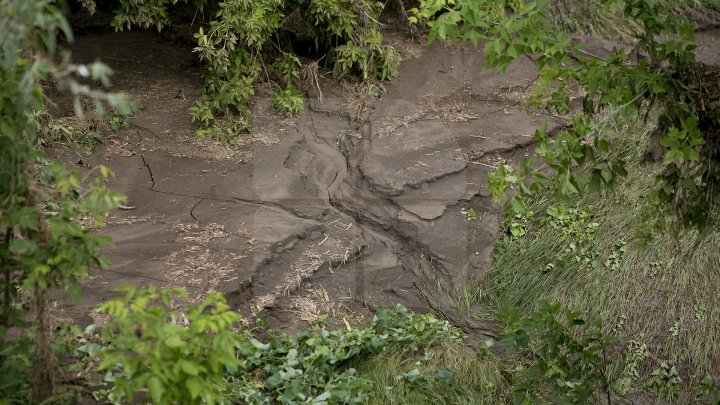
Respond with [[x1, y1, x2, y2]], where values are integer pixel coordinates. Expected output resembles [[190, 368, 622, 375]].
[[470, 114, 720, 399], [546, 0, 720, 42]]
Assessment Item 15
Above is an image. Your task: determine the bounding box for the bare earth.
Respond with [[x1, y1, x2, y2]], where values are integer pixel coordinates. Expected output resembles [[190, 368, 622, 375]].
[[49, 27, 719, 339]]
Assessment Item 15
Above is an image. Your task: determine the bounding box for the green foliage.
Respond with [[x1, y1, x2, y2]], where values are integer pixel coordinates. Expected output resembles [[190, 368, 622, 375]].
[[334, 30, 401, 81], [503, 211, 535, 240], [109, 112, 128, 133], [83, 0, 402, 135], [80, 0, 190, 32], [481, 116, 720, 401], [413, 0, 720, 227], [45, 108, 133, 154], [499, 301, 615, 404], [460, 207, 478, 221], [614, 337, 649, 395], [648, 361, 682, 399], [98, 286, 242, 404], [228, 304, 464, 404], [273, 52, 302, 83], [93, 288, 465, 405], [48, 120, 103, 153], [273, 86, 305, 117], [0, 0, 130, 302]]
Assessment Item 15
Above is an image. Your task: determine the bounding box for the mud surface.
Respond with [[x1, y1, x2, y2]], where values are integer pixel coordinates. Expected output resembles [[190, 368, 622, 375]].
[[48, 30, 585, 338]]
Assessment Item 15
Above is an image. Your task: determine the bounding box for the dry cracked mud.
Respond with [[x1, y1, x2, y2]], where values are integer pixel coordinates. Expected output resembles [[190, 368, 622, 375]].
[[50, 29, 578, 340]]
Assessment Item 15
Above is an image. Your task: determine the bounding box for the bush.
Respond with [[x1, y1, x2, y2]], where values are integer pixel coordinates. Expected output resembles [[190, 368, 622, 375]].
[[414, 0, 720, 227], [190, 0, 401, 135], [1, 0, 132, 400]]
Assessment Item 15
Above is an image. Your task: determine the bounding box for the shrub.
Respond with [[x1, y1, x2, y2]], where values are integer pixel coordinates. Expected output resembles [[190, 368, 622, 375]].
[[1, 0, 132, 400], [98, 286, 243, 404]]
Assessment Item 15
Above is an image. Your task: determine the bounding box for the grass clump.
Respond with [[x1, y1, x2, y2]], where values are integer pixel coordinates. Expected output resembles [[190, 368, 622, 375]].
[[357, 341, 506, 404]]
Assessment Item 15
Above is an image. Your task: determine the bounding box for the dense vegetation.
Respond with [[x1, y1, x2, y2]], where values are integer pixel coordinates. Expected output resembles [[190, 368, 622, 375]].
[[480, 116, 720, 402], [1, 0, 719, 403]]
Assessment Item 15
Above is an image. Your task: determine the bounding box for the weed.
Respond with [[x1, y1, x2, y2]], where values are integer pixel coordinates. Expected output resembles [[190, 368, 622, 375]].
[[461, 207, 478, 221], [108, 113, 127, 133], [648, 362, 682, 400], [614, 337, 649, 395], [504, 211, 534, 240], [273, 86, 304, 117], [499, 301, 616, 404]]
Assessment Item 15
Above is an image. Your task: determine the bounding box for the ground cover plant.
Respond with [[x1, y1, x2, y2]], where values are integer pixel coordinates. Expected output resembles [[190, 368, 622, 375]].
[[27, 286, 505, 404]]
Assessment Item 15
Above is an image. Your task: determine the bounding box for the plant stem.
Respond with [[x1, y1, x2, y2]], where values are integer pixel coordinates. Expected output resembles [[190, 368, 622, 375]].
[[31, 287, 55, 402], [2, 227, 12, 322]]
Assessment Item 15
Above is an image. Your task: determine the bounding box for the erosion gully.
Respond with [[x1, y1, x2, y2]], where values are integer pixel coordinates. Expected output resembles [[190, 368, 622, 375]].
[[50, 30, 562, 342]]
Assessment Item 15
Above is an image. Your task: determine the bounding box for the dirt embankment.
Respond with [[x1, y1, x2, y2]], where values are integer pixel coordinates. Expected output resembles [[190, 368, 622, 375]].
[[49, 29, 563, 339]]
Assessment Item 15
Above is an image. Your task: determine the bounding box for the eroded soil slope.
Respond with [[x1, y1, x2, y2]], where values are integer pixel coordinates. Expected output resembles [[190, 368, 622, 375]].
[[51, 30, 561, 337]]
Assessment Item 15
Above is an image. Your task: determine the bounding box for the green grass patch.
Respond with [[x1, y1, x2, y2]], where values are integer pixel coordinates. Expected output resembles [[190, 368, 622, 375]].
[[356, 341, 507, 404]]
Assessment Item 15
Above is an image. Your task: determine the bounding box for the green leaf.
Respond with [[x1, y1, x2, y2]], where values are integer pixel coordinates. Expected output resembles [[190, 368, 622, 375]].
[[179, 359, 201, 376], [147, 376, 165, 403], [509, 196, 526, 215], [250, 338, 269, 350], [165, 335, 184, 348], [507, 44, 521, 59], [664, 149, 684, 164], [186, 377, 203, 399], [596, 139, 609, 154]]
